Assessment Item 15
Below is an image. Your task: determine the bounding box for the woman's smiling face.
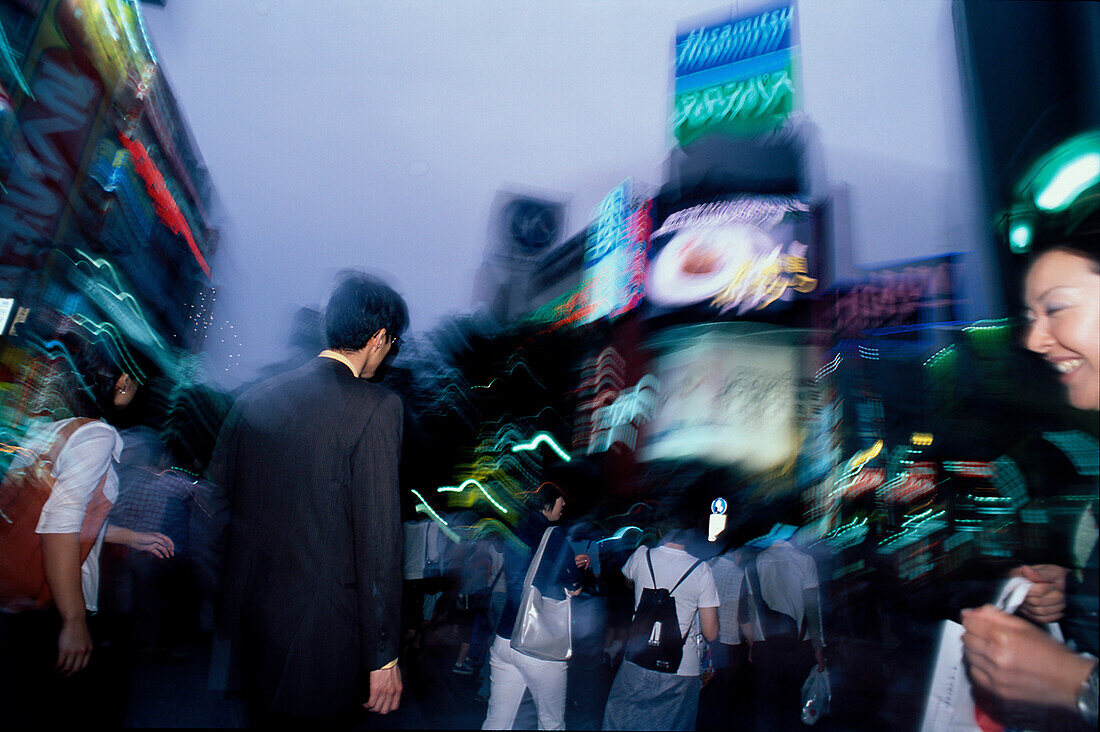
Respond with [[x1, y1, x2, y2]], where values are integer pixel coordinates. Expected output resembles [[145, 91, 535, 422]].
[[1024, 248, 1100, 411]]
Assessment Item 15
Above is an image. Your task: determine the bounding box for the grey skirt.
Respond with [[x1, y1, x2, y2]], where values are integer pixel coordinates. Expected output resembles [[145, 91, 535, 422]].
[[602, 660, 702, 731]]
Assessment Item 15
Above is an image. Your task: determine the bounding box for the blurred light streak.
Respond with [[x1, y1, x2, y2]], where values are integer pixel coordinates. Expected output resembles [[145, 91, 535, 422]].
[[437, 478, 509, 515], [410, 489, 460, 542], [910, 432, 933, 447], [511, 432, 571, 462], [813, 354, 841, 382], [1035, 152, 1100, 211], [0, 21, 31, 96]]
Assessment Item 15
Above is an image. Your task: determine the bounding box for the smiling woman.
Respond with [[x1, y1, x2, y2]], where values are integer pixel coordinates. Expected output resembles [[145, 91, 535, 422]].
[[1023, 241, 1100, 411], [959, 234, 1100, 728]]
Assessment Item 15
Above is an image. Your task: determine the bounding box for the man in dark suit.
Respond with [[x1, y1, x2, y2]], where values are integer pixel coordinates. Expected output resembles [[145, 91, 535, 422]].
[[209, 273, 407, 726]]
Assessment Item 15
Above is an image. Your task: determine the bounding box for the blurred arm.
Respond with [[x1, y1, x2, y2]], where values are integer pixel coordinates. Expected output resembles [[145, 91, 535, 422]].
[[700, 605, 720, 643]]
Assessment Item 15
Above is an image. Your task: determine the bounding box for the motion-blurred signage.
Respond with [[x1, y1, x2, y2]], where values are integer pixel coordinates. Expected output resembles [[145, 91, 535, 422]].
[[0, 38, 103, 263], [674, 2, 798, 145], [583, 181, 651, 323], [641, 324, 805, 472], [587, 374, 659, 454], [644, 195, 818, 320], [815, 253, 964, 338]]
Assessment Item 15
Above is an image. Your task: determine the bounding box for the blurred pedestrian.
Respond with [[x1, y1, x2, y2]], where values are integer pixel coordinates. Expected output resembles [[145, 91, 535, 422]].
[[602, 505, 720, 732], [0, 338, 171, 727], [746, 535, 826, 730], [962, 238, 1099, 728], [483, 482, 582, 730]]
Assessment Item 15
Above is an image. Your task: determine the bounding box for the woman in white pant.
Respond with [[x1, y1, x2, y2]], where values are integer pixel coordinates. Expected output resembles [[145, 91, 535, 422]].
[[483, 483, 581, 730]]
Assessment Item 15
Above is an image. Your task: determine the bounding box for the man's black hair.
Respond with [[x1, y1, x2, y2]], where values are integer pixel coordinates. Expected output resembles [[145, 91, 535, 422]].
[[323, 271, 409, 352]]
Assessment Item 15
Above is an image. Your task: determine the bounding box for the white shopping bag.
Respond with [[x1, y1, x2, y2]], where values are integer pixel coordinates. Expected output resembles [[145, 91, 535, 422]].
[[919, 577, 1062, 732], [801, 667, 831, 725]]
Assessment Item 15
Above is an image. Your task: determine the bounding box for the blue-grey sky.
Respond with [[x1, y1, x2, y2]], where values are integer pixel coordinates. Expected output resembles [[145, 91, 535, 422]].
[[142, 0, 987, 387]]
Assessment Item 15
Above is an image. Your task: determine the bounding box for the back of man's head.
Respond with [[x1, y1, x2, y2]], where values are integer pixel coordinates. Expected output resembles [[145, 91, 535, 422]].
[[324, 271, 409, 352]]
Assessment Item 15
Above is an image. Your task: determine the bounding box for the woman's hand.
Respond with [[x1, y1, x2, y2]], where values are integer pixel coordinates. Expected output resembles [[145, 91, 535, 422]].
[[961, 604, 1093, 710], [56, 616, 93, 676], [1009, 564, 1067, 624]]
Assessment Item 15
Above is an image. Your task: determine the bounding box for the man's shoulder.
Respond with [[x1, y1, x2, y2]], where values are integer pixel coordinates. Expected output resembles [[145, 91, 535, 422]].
[[239, 359, 397, 406]]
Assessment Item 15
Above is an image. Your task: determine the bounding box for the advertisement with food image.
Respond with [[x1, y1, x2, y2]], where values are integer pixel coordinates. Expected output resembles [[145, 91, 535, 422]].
[[644, 194, 822, 324]]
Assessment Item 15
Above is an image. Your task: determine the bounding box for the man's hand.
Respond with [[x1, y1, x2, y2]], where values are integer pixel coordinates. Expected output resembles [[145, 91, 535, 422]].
[[364, 664, 402, 715], [575, 554, 590, 570], [1009, 564, 1067, 624], [105, 526, 175, 558], [56, 616, 93, 676], [814, 645, 827, 671], [961, 604, 1092, 710]]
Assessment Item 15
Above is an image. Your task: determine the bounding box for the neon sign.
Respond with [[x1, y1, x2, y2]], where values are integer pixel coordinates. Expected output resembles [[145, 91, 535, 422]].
[[673, 2, 797, 144], [674, 69, 794, 142], [676, 6, 794, 76], [588, 374, 659, 454], [584, 180, 633, 322]]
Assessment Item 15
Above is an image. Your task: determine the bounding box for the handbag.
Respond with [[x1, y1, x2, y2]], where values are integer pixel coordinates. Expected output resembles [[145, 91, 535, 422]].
[[510, 526, 572, 661], [919, 577, 1063, 732]]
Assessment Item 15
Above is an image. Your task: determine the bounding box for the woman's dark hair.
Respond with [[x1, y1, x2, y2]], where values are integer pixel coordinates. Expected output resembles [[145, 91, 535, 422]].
[[66, 337, 123, 419], [324, 271, 409, 351], [1027, 233, 1100, 274], [532, 481, 565, 514]]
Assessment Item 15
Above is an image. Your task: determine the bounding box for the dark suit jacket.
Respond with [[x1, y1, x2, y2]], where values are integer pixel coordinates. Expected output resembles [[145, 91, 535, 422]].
[[209, 357, 403, 717]]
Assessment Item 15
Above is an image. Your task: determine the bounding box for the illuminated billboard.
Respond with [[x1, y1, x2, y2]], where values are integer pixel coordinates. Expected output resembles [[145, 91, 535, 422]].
[[582, 180, 652, 324], [640, 323, 810, 472], [644, 195, 818, 321], [673, 1, 799, 145], [813, 253, 965, 340]]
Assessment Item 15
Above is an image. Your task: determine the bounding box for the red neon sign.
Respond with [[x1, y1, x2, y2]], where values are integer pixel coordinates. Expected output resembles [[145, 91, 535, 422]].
[[118, 133, 211, 278]]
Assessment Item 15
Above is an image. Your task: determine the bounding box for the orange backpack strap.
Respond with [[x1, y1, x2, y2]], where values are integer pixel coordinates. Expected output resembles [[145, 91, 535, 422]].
[[0, 418, 113, 611]]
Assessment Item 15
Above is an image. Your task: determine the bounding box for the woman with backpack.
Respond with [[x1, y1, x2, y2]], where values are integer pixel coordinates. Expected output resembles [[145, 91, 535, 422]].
[[601, 502, 720, 731], [0, 337, 173, 726]]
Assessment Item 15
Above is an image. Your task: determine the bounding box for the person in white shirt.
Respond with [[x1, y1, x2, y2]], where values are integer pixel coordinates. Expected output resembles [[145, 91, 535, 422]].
[[748, 537, 826, 729], [602, 519, 720, 731], [0, 342, 172, 727]]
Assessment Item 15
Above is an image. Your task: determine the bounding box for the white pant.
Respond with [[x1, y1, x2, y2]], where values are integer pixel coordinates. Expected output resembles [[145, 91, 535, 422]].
[[482, 635, 567, 730]]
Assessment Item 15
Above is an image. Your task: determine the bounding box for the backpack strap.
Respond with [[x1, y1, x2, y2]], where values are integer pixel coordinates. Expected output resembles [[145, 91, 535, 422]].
[[41, 418, 97, 471], [488, 564, 505, 592], [646, 549, 704, 594], [670, 559, 704, 594]]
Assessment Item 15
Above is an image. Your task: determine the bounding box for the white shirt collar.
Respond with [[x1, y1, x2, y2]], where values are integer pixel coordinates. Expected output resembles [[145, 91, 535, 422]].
[[318, 350, 358, 376]]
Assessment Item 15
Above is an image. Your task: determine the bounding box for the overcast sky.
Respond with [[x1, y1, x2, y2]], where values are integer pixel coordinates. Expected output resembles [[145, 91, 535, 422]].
[[142, 0, 984, 388]]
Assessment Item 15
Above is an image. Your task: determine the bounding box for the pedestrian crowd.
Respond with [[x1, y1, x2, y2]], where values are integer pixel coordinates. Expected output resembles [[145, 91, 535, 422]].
[[0, 238, 1096, 730]]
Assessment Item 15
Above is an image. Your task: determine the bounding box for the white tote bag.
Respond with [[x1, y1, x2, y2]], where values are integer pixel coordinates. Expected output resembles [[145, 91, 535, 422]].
[[919, 577, 1062, 732], [510, 526, 572, 661]]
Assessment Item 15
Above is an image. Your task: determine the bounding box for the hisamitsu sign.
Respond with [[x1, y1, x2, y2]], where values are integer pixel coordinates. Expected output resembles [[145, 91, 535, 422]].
[[673, 2, 798, 145]]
